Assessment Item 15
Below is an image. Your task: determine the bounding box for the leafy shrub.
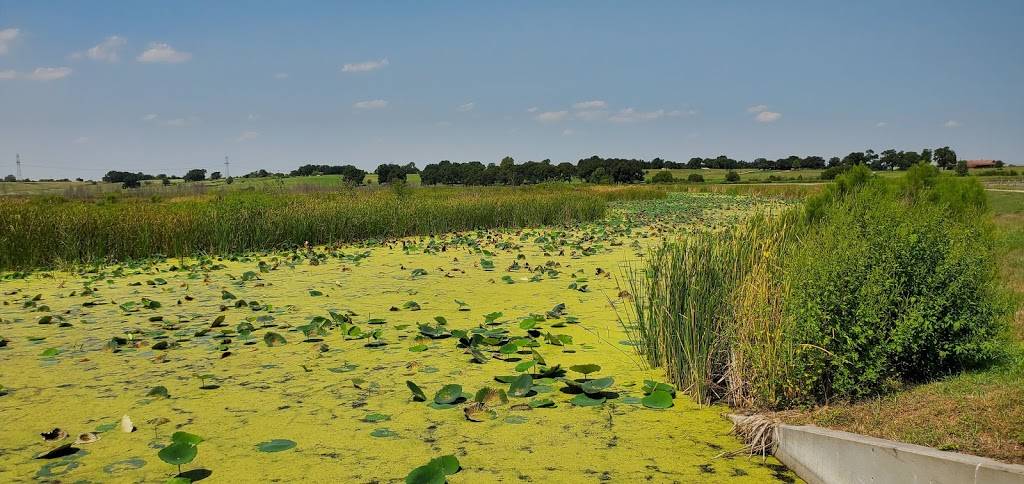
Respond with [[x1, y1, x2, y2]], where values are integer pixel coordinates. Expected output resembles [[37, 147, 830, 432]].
[[650, 171, 674, 184], [687, 173, 704, 183], [725, 170, 740, 183], [784, 181, 1007, 402]]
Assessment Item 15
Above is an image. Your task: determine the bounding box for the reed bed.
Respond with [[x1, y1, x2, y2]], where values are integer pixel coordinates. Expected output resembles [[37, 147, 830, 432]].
[[0, 184, 662, 270]]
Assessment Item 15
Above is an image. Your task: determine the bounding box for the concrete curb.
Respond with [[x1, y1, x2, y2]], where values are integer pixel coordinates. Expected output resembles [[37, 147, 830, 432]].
[[728, 415, 1024, 484]]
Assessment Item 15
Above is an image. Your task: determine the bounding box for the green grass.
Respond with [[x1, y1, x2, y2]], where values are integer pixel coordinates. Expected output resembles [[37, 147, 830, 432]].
[[0, 184, 663, 271]]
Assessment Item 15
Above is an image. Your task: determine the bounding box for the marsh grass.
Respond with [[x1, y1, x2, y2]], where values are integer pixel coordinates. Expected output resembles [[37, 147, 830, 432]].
[[0, 184, 663, 270]]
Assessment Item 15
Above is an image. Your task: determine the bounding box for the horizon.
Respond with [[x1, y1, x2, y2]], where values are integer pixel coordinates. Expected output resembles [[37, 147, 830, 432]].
[[2, 1, 1023, 179]]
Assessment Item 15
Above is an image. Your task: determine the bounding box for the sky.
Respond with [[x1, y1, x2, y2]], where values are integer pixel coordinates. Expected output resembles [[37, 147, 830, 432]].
[[1, 1, 1022, 179]]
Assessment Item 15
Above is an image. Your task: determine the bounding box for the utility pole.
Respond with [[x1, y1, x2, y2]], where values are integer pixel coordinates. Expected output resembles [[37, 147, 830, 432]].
[[224, 156, 230, 178], [15, 153, 22, 180]]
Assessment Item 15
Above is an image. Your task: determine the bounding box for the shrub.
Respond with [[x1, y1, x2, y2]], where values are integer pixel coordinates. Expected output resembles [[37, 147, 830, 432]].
[[687, 173, 705, 183], [725, 170, 740, 183], [650, 171, 674, 184]]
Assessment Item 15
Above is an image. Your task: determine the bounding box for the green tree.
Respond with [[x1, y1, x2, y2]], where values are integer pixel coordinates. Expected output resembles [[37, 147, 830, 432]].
[[183, 169, 207, 182], [650, 170, 674, 184], [724, 170, 740, 182], [955, 159, 968, 176], [934, 146, 957, 170]]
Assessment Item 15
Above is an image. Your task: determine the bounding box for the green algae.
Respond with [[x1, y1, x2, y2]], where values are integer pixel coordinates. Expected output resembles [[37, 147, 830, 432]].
[[0, 193, 798, 482]]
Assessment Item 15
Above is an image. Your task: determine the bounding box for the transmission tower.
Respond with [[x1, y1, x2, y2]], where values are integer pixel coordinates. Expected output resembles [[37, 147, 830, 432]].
[[224, 156, 230, 178], [15, 153, 22, 180]]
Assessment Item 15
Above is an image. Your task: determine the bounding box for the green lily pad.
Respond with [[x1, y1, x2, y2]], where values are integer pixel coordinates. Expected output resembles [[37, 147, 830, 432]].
[[363, 413, 390, 423], [157, 442, 197, 466], [256, 439, 296, 452], [508, 374, 533, 397], [147, 386, 170, 398], [569, 393, 606, 407], [263, 332, 287, 347], [433, 384, 463, 404], [581, 377, 614, 394], [406, 381, 427, 402], [569, 364, 601, 375], [641, 390, 674, 409], [370, 428, 398, 438]]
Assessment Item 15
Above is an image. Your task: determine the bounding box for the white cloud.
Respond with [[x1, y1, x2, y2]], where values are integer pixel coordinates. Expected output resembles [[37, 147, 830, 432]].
[[755, 111, 782, 123], [535, 110, 569, 123], [137, 42, 191, 63], [944, 120, 962, 128], [875, 121, 888, 128], [526, 107, 539, 113], [74, 136, 90, 144], [573, 100, 607, 110], [79, 36, 126, 62], [0, 69, 16, 80], [273, 72, 289, 79], [236, 131, 259, 142], [456, 102, 475, 112], [25, 67, 73, 81], [0, 28, 19, 55], [142, 113, 158, 121], [353, 99, 388, 109], [747, 104, 769, 113], [608, 108, 669, 123], [342, 58, 389, 72]]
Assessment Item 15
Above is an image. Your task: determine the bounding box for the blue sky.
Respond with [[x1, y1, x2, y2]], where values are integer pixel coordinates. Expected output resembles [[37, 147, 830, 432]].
[[1, 1, 1022, 179]]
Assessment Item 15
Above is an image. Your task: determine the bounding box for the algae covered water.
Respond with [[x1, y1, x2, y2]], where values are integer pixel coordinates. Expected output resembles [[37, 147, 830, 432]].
[[0, 194, 797, 482]]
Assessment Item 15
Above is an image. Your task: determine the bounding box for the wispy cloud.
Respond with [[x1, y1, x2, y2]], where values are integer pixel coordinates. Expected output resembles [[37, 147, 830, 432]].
[[73, 36, 126, 62], [875, 121, 888, 128], [0, 67, 74, 81], [0, 28, 19, 55], [25, 67, 73, 81], [342, 58, 389, 72], [535, 110, 569, 122], [944, 120, 962, 128], [456, 102, 475, 112], [141, 113, 158, 121], [574, 110, 608, 121], [608, 108, 675, 123], [137, 42, 191, 63], [236, 131, 259, 142], [573, 100, 607, 110], [755, 111, 782, 123], [526, 107, 539, 113], [747, 104, 769, 113], [353, 99, 389, 110]]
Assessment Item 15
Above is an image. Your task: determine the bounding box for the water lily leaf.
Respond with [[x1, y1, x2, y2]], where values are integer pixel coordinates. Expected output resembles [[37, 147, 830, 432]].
[[508, 374, 533, 397], [473, 387, 508, 406], [499, 342, 518, 355], [641, 390, 674, 409], [40, 347, 60, 357], [256, 439, 296, 452], [263, 332, 287, 347], [464, 402, 497, 422], [221, 290, 236, 300], [569, 364, 601, 375], [405, 455, 460, 484], [433, 384, 464, 404], [406, 381, 427, 402], [408, 344, 428, 352], [147, 386, 170, 398], [157, 442, 197, 466], [514, 361, 536, 372], [569, 393, 606, 407], [642, 380, 677, 397], [363, 413, 390, 423], [370, 428, 398, 438], [528, 398, 556, 408], [581, 377, 614, 394], [171, 431, 204, 445]]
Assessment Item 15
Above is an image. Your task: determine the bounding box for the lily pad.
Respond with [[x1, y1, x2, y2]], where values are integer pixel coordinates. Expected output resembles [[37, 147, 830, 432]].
[[641, 390, 674, 409], [509, 374, 533, 397], [406, 380, 427, 402], [263, 332, 287, 347], [580, 376, 614, 395], [256, 439, 296, 452], [433, 384, 464, 404], [569, 393, 606, 407]]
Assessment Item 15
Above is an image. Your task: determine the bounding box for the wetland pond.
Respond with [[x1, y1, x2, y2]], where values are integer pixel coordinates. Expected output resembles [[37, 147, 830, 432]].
[[0, 193, 798, 483]]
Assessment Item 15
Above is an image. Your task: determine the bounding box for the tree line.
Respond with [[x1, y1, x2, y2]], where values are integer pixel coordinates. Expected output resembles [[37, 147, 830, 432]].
[[88, 145, 1008, 189]]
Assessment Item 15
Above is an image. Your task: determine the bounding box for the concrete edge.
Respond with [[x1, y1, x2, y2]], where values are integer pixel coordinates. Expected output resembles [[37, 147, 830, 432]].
[[727, 414, 1024, 484]]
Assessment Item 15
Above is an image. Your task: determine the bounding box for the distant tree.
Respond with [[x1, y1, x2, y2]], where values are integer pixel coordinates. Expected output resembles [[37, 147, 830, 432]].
[[650, 170, 674, 184], [183, 169, 207, 182], [225, 176, 234, 185], [724, 170, 740, 183], [210, 171, 222, 180], [955, 159, 968, 176], [934, 146, 957, 170], [687, 173, 704, 183], [162, 178, 171, 186], [121, 175, 142, 189], [375, 163, 410, 184], [994, 160, 1005, 168], [920, 148, 933, 164], [588, 167, 611, 184], [686, 157, 703, 169], [3, 174, 16, 182]]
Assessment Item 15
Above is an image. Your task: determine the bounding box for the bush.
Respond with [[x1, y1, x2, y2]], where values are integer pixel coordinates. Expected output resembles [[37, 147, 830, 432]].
[[687, 173, 704, 183], [725, 170, 740, 183], [785, 179, 1005, 402], [650, 171, 674, 184]]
